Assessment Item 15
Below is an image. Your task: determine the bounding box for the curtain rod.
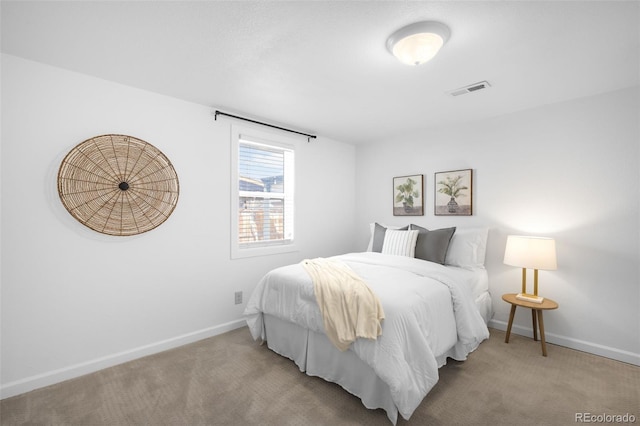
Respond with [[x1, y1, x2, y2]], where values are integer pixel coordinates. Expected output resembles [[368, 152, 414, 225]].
[[214, 110, 317, 142]]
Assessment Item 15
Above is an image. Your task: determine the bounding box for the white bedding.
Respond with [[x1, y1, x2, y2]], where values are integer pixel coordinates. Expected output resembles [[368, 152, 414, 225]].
[[244, 252, 490, 421]]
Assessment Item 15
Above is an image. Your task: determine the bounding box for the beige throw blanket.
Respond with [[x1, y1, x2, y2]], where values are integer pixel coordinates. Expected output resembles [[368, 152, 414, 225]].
[[302, 258, 385, 351]]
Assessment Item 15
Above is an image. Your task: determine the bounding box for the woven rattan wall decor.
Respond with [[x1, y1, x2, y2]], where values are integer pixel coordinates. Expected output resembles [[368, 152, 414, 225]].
[[57, 134, 179, 236]]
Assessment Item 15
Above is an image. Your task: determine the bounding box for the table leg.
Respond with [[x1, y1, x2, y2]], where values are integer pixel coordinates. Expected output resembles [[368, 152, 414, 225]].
[[537, 310, 548, 357], [532, 309, 538, 341], [505, 304, 517, 343]]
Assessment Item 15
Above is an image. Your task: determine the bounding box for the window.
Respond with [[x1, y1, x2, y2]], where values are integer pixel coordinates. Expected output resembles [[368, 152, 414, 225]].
[[231, 125, 296, 258]]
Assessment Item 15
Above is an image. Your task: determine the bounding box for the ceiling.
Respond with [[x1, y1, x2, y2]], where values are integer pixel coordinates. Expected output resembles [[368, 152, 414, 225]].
[[2, 1, 639, 145]]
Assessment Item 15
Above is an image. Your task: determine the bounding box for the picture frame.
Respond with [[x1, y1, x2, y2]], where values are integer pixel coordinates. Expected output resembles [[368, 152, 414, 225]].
[[435, 169, 473, 216], [393, 174, 424, 216]]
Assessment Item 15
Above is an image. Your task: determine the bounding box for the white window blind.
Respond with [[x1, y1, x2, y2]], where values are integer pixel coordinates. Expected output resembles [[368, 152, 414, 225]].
[[231, 128, 295, 258]]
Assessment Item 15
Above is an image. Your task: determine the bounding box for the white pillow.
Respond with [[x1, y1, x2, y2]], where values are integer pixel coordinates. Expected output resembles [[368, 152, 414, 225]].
[[381, 229, 419, 257], [445, 228, 489, 269]]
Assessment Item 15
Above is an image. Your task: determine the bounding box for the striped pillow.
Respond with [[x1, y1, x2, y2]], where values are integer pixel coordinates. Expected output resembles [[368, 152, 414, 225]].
[[381, 229, 419, 257]]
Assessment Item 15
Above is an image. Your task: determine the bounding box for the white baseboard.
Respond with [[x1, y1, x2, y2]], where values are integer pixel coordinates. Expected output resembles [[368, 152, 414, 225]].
[[0, 319, 247, 400], [488, 319, 640, 366]]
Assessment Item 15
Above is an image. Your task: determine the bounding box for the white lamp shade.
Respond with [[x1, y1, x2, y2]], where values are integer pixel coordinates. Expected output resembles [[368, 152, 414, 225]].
[[386, 21, 450, 66], [504, 235, 557, 270]]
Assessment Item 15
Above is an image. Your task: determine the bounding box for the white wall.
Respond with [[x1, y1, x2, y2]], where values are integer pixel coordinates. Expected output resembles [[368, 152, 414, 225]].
[[0, 54, 357, 397], [355, 87, 640, 365]]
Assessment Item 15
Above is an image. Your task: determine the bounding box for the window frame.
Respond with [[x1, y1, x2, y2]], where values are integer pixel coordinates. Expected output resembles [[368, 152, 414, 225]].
[[230, 124, 298, 259]]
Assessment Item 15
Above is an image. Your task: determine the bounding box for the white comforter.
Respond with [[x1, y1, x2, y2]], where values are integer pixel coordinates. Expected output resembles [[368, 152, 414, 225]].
[[244, 252, 490, 421]]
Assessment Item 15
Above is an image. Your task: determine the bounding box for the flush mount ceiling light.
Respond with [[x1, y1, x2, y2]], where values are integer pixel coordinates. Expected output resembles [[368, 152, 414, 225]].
[[386, 21, 450, 66]]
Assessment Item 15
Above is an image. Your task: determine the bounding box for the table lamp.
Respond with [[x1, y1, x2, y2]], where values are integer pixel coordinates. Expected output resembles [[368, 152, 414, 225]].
[[503, 235, 557, 303]]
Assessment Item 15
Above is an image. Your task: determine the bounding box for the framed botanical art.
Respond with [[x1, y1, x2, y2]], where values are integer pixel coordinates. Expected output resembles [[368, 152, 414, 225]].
[[435, 169, 472, 216], [393, 174, 424, 216]]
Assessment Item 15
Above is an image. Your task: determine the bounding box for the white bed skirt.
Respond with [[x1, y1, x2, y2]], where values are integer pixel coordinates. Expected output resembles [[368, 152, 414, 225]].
[[262, 291, 493, 425], [476, 292, 493, 324], [264, 314, 400, 424]]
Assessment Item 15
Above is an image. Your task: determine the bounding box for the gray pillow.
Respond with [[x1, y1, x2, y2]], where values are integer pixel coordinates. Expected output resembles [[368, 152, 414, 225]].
[[372, 223, 408, 252], [409, 225, 456, 264]]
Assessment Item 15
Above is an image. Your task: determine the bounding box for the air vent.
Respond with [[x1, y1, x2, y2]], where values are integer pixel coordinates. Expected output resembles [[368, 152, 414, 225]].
[[447, 81, 491, 97]]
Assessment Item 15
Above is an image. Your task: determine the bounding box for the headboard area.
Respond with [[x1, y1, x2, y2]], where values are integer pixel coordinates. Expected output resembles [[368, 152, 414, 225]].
[[367, 223, 488, 270]]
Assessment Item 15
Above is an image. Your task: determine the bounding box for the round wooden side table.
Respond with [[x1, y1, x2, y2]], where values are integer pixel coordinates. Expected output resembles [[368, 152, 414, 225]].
[[502, 293, 558, 356]]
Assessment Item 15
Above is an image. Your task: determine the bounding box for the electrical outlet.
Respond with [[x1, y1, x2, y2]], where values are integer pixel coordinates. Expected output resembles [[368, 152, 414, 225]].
[[234, 291, 243, 305]]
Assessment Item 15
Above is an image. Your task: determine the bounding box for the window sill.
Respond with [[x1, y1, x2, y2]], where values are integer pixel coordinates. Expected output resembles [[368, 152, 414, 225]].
[[231, 243, 299, 259]]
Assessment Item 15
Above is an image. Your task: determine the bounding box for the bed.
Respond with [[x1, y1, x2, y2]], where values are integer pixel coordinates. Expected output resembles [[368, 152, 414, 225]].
[[244, 225, 492, 424]]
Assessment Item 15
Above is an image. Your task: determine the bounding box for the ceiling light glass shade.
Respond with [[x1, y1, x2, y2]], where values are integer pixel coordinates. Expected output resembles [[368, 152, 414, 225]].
[[386, 21, 450, 66], [503, 235, 558, 271]]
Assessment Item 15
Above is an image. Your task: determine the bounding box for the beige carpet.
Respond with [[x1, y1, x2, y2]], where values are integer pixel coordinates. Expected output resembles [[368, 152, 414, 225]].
[[1, 327, 638, 425]]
